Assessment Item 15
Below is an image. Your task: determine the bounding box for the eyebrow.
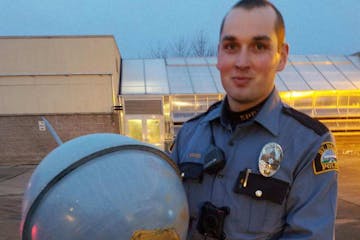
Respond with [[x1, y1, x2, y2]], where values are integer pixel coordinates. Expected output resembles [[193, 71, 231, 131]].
[[221, 35, 272, 42], [253, 35, 272, 42], [221, 35, 237, 42]]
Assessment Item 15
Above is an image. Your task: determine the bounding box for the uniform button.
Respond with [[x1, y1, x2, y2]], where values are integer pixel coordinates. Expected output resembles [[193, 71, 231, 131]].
[[255, 190, 263, 198]]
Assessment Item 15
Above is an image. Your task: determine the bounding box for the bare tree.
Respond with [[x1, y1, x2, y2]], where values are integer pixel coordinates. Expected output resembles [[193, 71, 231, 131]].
[[146, 30, 216, 58], [190, 30, 216, 57], [149, 42, 168, 58], [170, 36, 189, 57]]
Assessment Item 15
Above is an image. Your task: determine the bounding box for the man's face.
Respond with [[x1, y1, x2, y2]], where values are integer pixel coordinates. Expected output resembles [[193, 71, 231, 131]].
[[217, 6, 288, 111]]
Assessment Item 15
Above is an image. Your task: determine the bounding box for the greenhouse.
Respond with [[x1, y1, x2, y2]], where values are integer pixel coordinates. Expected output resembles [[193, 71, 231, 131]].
[[120, 55, 360, 150]]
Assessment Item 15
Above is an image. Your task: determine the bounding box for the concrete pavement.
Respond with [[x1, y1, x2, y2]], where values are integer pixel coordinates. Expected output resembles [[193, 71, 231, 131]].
[[0, 154, 359, 240]]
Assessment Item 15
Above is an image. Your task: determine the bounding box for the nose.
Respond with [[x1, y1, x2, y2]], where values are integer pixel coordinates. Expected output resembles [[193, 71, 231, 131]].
[[235, 48, 250, 69]]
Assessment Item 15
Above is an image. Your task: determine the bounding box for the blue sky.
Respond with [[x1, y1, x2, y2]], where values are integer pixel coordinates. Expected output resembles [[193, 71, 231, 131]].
[[0, 0, 359, 58]]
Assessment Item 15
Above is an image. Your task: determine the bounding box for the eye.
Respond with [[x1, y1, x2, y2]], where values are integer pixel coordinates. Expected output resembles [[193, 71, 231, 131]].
[[222, 42, 238, 52], [254, 42, 266, 51]]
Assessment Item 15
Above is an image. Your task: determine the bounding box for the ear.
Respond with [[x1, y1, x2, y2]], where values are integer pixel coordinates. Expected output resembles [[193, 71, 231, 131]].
[[277, 43, 289, 72], [216, 44, 221, 70]]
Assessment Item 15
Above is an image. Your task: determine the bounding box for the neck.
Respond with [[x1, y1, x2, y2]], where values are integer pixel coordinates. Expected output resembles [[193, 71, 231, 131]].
[[222, 94, 270, 127]]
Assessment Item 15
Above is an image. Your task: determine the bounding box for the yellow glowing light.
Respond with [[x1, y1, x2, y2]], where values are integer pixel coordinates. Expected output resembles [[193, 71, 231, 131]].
[[280, 90, 360, 100], [172, 101, 194, 107], [280, 91, 315, 99]]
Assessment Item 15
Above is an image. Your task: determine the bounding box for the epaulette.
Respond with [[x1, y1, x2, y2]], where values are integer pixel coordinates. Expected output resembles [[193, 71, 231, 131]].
[[186, 100, 222, 123], [282, 106, 329, 136]]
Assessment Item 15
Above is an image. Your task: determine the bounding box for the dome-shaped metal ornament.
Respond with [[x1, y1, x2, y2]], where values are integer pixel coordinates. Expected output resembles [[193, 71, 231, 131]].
[[258, 142, 283, 177], [20, 133, 189, 240]]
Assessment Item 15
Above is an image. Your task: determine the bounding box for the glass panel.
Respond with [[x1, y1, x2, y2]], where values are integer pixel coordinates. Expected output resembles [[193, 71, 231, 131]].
[[170, 95, 223, 123], [280, 91, 315, 116], [337, 95, 350, 115], [171, 95, 196, 122], [329, 56, 360, 89], [293, 97, 313, 109], [349, 95, 360, 107], [209, 66, 224, 93], [121, 60, 145, 94], [348, 95, 360, 116], [278, 62, 310, 91], [321, 119, 360, 132], [290, 55, 332, 90], [121, 86, 147, 94], [205, 57, 217, 65], [172, 112, 197, 122], [275, 75, 288, 91], [172, 95, 196, 112], [196, 95, 221, 112], [146, 119, 161, 145], [144, 59, 169, 94], [167, 66, 193, 94], [127, 119, 143, 141], [314, 95, 338, 117], [348, 56, 360, 69], [315, 95, 337, 107], [186, 57, 207, 65], [308, 55, 355, 90], [166, 57, 186, 65], [189, 66, 217, 93]]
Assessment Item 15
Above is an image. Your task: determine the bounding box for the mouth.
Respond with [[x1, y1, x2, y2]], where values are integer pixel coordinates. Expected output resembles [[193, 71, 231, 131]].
[[231, 76, 252, 85]]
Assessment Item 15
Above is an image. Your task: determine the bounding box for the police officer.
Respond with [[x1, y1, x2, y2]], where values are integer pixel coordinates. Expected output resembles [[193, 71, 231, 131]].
[[170, 0, 338, 239]]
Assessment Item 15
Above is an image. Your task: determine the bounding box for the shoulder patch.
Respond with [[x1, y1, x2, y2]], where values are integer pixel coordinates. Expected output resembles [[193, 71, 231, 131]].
[[186, 100, 222, 123], [313, 142, 338, 175], [282, 106, 329, 136]]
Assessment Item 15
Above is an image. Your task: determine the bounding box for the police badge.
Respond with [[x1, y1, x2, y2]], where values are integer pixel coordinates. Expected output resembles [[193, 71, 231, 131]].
[[258, 142, 283, 177]]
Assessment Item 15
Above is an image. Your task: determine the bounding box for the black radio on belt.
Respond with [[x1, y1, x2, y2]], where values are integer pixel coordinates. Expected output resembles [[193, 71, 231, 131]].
[[197, 201, 230, 240]]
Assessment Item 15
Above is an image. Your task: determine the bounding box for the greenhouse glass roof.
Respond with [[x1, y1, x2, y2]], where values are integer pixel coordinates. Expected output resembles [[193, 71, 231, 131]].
[[120, 55, 360, 95]]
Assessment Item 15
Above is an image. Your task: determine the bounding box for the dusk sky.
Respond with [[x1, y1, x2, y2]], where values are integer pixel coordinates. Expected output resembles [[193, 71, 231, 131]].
[[0, 0, 359, 58]]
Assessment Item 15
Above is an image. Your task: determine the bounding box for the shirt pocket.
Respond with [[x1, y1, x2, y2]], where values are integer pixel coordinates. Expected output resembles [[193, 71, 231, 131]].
[[247, 199, 284, 233], [230, 195, 285, 234]]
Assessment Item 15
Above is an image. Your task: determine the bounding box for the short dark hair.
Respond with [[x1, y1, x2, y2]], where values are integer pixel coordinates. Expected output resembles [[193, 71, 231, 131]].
[[219, 0, 285, 48]]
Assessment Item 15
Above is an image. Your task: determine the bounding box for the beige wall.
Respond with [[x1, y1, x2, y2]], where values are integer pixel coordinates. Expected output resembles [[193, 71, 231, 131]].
[[0, 36, 121, 115], [0, 75, 113, 114], [0, 36, 119, 75]]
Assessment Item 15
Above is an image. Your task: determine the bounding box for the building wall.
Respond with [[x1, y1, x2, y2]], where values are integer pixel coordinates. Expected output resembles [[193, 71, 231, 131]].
[[0, 35, 121, 165], [0, 114, 119, 165], [0, 36, 119, 75], [0, 36, 121, 115], [0, 75, 114, 114]]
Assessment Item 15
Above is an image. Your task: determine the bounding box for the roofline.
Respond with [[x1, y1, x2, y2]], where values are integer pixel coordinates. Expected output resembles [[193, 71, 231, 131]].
[[0, 35, 116, 40], [0, 34, 122, 60]]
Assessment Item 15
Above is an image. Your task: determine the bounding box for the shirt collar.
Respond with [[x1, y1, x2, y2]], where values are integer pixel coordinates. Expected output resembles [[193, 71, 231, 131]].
[[254, 88, 283, 136], [200, 101, 223, 125], [199, 88, 283, 136]]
